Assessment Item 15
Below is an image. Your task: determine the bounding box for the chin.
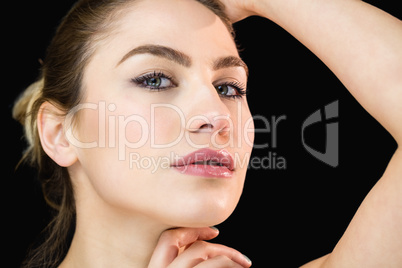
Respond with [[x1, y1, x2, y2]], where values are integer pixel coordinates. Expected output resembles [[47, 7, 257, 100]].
[[162, 192, 240, 228], [171, 210, 234, 229]]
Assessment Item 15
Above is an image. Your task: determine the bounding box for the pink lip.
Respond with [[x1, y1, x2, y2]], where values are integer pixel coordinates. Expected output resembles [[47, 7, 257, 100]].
[[171, 149, 234, 178]]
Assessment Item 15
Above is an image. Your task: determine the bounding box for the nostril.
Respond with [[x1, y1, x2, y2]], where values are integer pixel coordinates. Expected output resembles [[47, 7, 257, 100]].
[[199, 123, 213, 130]]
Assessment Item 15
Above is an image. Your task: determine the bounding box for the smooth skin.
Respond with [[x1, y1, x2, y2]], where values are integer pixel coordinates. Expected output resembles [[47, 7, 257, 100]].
[[152, 0, 402, 267]]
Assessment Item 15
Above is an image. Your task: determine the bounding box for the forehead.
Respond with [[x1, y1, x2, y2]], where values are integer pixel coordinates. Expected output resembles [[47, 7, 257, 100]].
[[93, 0, 238, 65]]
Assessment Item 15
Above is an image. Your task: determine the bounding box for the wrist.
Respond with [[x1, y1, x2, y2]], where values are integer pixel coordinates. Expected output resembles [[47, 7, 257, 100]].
[[249, 0, 300, 23], [248, 0, 275, 19]]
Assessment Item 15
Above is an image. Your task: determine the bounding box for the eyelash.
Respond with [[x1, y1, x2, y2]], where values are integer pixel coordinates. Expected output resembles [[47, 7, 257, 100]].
[[216, 81, 247, 99], [131, 71, 247, 99], [131, 71, 176, 90]]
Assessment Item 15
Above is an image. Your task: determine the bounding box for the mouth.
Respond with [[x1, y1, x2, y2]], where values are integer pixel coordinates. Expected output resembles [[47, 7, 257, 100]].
[[171, 149, 235, 178]]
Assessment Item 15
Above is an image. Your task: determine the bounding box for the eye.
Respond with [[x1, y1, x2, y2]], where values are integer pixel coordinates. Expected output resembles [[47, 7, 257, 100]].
[[215, 82, 247, 99], [216, 84, 235, 96], [146, 76, 163, 87], [132, 71, 176, 90]]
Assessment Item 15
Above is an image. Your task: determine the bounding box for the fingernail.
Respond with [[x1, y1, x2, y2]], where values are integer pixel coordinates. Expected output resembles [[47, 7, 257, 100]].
[[209, 226, 219, 232], [243, 254, 252, 265]]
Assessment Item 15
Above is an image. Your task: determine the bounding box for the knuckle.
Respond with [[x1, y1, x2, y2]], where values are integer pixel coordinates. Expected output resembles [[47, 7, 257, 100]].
[[159, 229, 175, 240], [192, 240, 209, 251], [214, 255, 232, 262]]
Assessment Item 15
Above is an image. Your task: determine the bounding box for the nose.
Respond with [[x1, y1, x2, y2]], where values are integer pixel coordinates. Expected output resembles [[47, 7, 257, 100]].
[[185, 85, 232, 140]]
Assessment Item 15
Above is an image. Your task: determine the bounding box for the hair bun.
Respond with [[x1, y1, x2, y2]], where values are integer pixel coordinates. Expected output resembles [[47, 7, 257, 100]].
[[12, 78, 44, 146]]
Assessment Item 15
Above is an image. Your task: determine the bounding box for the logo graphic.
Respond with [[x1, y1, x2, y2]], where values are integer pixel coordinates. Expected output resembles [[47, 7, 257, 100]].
[[301, 100, 339, 167]]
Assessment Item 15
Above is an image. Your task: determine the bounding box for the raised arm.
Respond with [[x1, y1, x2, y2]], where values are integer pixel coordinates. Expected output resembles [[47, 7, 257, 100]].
[[222, 0, 402, 266], [227, 0, 402, 143]]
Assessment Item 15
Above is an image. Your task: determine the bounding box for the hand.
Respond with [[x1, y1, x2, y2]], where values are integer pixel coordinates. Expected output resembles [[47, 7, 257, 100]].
[[219, 0, 259, 22], [148, 227, 252, 267]]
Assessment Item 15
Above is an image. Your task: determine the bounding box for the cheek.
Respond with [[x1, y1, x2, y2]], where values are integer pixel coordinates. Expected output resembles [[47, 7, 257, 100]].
[[230, 101, 254, 159], [71, 98, 155, 177], [242, 109, 255, 149], [73, 101, 153, 156], [151, 104, 185, 146], [71, 101, 161, 212]]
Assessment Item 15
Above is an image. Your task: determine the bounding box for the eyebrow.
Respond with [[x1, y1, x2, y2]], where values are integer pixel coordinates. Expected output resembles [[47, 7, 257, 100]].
[[117, 44, 248, 76], [117, 44, 191, 67], [213, 56, 249, 77]]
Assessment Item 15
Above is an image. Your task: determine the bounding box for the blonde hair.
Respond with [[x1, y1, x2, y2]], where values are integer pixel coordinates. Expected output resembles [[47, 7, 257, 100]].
[[13, 0, 234, 267], [13, 79, 43, 155]]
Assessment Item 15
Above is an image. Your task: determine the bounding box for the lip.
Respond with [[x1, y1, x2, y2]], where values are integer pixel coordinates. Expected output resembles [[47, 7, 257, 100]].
[[171, 149, 234, 178]]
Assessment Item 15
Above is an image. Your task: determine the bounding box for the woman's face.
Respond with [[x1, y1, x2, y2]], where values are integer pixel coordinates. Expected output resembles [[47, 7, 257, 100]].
[[70, 0, 254, 227]]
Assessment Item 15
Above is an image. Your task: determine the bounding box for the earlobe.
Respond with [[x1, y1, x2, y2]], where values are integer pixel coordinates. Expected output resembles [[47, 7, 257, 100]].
[[37, 102, 78, 167]]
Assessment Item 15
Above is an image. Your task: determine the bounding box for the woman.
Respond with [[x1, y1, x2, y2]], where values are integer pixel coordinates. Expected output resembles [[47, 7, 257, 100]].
[[13, 0, 402, 267]]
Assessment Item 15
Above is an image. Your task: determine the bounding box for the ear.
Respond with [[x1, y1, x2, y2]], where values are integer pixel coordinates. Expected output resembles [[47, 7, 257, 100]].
[[37, 102, 78, 167]]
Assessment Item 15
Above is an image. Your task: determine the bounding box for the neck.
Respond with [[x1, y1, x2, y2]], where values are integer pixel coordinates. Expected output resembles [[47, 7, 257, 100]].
[[66, 216, 168, 267], [59, 182, 171, 267]]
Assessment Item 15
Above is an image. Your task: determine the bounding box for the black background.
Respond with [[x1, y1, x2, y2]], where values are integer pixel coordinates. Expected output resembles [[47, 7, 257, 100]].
[[3, 1, 401, 267]]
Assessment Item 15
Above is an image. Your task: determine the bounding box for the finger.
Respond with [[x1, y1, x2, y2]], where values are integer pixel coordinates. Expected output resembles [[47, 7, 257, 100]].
[[194, 255, 245, 268], [171, 241, 252, 268], [148, 227, 219, 268]]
